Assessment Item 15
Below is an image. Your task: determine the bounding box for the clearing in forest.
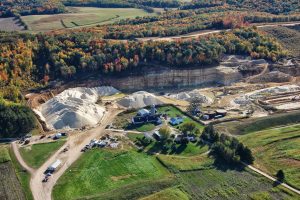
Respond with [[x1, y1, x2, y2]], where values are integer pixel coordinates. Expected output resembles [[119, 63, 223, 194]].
[[21, 7, 156, 32]]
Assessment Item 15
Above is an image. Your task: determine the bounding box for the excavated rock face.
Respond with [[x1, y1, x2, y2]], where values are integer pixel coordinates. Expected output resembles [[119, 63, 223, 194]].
[[271, 59, 300, 76], [102, 56, 268, 91], [103, 66, 243, 90], [249, 71, 293, 83]]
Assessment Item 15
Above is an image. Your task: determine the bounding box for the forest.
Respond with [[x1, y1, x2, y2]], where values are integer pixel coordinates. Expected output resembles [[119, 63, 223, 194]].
[[201, 125, 254, 165], [0, 0, 299, 17], [0, 98, 36, 138], [0, 28, 287, 88], [97, 11, 300, 39], [181, 0, 300, 14], [0, 0, 66, 17]]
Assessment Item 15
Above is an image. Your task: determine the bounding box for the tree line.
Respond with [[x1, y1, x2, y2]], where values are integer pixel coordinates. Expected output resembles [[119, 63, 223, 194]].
[[201, 125, 254, 165], [0, 99, 36, 138]]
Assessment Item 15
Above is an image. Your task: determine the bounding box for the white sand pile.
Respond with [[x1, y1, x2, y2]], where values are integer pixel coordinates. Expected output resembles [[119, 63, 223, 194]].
[[167, 90, 212, 103], [117, 91, 163, 109], [34, 86, 120, 130], [233, 96, 252, 106]]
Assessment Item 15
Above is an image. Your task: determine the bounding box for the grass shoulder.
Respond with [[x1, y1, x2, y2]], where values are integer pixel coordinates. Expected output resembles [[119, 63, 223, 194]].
[[9, 146, 33, 200], [20, 139, 66, 168]]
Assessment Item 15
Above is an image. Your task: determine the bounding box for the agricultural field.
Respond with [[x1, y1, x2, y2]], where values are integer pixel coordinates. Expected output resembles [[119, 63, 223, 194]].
[[53, 149, 172, 200], [240, 123, 300, 190], [157, 153, 213, 171], [140, 187, 190, 200], [20, 140, 66, 168], [9, 147, 33, 200], [178, 167, 297, 200], [21, 7, 157, 32], [0, 146, 27, 200], [0, 17, 24, 31]]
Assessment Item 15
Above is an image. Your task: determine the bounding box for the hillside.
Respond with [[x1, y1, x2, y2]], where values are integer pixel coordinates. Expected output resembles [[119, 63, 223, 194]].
[[183, 0, 300, 14], [262, 25, 300, 57]]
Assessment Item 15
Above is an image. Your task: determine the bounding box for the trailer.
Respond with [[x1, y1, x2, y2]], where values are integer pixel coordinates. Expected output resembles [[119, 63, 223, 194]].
[[47, 159, 61, 172]]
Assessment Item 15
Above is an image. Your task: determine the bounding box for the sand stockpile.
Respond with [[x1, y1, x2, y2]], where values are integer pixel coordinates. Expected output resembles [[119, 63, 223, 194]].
[[247, 85, 300, 99], [117, 91, 163, 109], [233, 85, 300, 106], [34, 86, 120, 130], [167, 90, 212, 104]]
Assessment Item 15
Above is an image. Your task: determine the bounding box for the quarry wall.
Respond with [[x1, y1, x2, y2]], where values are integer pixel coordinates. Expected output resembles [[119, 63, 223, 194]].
[[102, 65, 243, 91]]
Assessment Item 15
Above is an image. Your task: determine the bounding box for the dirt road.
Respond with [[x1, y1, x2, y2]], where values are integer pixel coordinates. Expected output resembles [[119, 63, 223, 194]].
[[12, 106, 122, 200], [31, 107, 122, 200], [11, 142, 35, 175]]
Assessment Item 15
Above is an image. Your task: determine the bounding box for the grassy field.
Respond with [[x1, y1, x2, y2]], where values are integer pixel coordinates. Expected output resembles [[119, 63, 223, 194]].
[[157, 153, 213, 171], [22, 7, 156, 32], [0, 17, 24, 31], [240, 123, 300, 189], [0, 146, 11, 163], [215, 110, 300, 135], [139, 187, 190, 200], [135, 123, 156, 132], [53, 149, 172, 200], [20, 140, 66, 168], [178, 167, 297, 200], [127, 132, 208, 156]]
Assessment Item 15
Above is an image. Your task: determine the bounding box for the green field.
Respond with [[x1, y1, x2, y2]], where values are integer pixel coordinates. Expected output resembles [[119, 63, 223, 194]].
[[178, 167, 297, 200], [157, 153, 213, 171], [22, 7, 156, 32], [127, 132, 208, 156], [215, 110, 300, 135], [20, 140, 66, 168], [140, 187, 190, 200], [0, 146, 11, 163], [240, 123, 300, 189], [53, 149, 172, 200], [135, 123, 156, 132]]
